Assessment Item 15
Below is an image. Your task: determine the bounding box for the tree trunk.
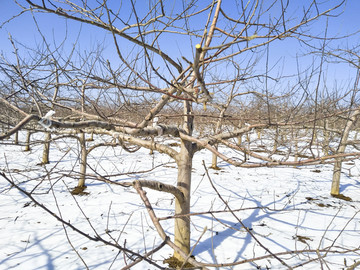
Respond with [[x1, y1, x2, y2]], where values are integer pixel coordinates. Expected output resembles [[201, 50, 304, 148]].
[[149, 136, 154, 155], [173, 100, 194, 261], [211, 106, 227, 169], [331, 107, 360, 195], [24, 130, 31, 152], [273, 127, 278, 153], [77, 132, 87, 187], [331, 159, 342, 195], [323, 119, 330, 156], [41, 132, 51, 164], [14, 131, 19, 145], [173, 139, 193, 260], [211, 145, 218, 169]]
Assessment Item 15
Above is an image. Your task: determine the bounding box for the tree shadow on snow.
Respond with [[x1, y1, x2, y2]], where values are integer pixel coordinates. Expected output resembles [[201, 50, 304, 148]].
[[0, 231, 57, 270], [192, 181, 302, 266]]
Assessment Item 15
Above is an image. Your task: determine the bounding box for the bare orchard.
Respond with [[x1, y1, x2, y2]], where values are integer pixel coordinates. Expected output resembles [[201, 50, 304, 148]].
[[1, 0, 360, 269]]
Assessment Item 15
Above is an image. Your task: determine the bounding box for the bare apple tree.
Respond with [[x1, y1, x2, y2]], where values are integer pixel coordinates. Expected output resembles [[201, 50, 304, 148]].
[[318, 46, 360, 196], [1, 0, 359, 267]]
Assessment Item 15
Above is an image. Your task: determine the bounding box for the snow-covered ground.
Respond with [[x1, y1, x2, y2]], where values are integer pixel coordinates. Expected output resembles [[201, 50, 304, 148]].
[[0, 131, 359, 269]]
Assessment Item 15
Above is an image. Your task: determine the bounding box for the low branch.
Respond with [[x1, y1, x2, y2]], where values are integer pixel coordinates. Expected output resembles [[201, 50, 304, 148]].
[[0, 114, 40, 140], [221, 139, 276, 162], [132, 180, 207, 269], [134, 180, 184, 204], [50, 119, 182, 137], [180, 133, 360, 168], [121, 239, 168, 270], [347, 261, 360, 270], [0, 172, 160, 267]]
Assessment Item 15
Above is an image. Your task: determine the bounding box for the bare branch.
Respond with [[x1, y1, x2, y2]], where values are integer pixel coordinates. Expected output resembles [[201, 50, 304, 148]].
[[134, 180, 184, 204]]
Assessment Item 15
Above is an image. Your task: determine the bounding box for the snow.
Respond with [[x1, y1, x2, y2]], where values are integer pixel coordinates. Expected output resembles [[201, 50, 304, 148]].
[[0, 131, 359, 269]]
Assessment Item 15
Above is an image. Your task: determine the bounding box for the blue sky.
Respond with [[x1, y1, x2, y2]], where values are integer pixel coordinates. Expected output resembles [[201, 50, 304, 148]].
[[2, 1, 358, 56], [1, 0, 360, 97]]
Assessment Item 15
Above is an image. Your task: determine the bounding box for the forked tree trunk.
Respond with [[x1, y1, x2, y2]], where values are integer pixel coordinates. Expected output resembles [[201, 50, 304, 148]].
[[77, 132, 87, 187], [172, 0, 221, 257], [41, 132, 51, 164], [331, 107, 360, 195]]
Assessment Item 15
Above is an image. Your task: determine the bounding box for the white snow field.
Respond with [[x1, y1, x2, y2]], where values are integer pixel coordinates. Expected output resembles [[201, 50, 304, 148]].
[[0, 131, 359, 269]]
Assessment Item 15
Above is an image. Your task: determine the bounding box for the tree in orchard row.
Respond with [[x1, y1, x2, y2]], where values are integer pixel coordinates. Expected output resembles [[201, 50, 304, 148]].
[[1, 0, 359, 266]]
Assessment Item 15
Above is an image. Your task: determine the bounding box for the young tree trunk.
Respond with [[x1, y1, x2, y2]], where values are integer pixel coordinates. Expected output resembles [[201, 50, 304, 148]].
[[41, 132, 51, 164], [331, 107, 360, 195], [24, 130, 31, 151], [149, 136, 154, 155], [273, 127, 279, 153], [173, 100, 194, 261], [77, 132, 87, 187], [211, 107, 226, 169], [331, 160, 342, 195], [14, 131, 19, 145], [173, 139, 193, 260], [211, 145, 218, 169], [321, 119, 330, 156]]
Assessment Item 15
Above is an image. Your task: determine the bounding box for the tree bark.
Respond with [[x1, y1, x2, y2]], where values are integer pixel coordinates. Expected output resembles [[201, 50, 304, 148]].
[[211, 145, 219, 169], [41, 132, 51, 164], [14, 131, 19, 145], [24, 130, 31, 152], [173, 100, 194, 261], [78, 132, 87, 187], [173, 140, 193, 260]]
